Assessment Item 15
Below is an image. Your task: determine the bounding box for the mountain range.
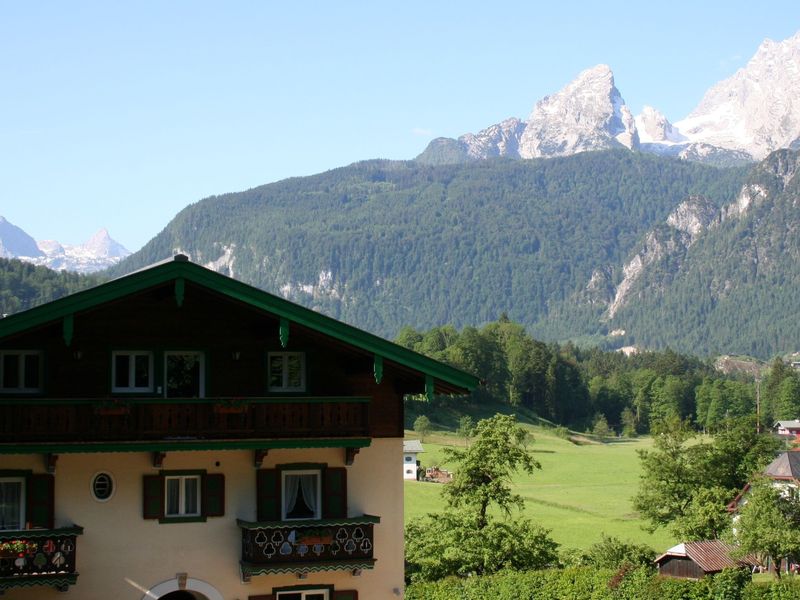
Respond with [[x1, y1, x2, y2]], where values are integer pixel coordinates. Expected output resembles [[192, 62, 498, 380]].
[[418, 32, 800, 168], [8, 32, 800, 361], [0, 217, 130, 274]]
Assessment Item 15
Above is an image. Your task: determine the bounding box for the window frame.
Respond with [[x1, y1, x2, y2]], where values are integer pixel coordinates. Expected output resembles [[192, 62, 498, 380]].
[[268, 352, 306, 393], [0, 350, 43, 394], [90, 472, 115, 503], [164, 474, 201, 518], [164, 350, 206, 398], [111, 351, 154, 393], [275, 589, 331, 600], [0, 476, 26, 531], [280, 468, 321, 521]]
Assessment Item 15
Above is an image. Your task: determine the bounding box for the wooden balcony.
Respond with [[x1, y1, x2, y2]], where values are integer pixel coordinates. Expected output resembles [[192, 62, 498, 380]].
[[0, 397, 370, 446], [0, 526, 83, 593], [238, 515, 379, 578]]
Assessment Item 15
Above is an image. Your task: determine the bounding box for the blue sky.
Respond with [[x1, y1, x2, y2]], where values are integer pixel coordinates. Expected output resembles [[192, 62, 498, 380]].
[[1, 1, 798, 251]]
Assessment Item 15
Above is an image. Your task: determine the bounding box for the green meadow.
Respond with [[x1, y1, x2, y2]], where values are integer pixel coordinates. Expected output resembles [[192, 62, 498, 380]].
[[403, 425, 677, 553]]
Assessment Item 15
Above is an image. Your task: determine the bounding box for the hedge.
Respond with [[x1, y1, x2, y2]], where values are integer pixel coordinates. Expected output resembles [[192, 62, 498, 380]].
[[406, 567, 800, 600]]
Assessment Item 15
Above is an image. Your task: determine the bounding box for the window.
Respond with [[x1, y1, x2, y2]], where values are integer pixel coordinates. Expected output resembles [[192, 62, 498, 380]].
[[91, 472, 115, 502], [281, 470, 320, 520], [112, 351, 153, 393], [405, 455, 413, 462], [142, 471, 224, 523], [0, 351, 42, 393], [276, 591, 329, 600], [165, 475, 200, 517], [165, 351, 205, 398], [0, 478, 25, 530], [256, 466, 346, 522], [268, 352, 305, 392]]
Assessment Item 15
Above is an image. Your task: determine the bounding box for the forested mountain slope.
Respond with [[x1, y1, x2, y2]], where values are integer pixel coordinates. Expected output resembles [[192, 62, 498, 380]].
[[110, 151, 745, 346], [605, 149, 800, 357], [0, 258, 103, 315]]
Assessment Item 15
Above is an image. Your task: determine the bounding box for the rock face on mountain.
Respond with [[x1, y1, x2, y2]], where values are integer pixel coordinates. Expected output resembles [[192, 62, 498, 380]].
[[518, 65, 638, 158], [674, 32, 800, 160], [0, 217, 131, 273], [602, 196, 719, 319], [418, 31, 800, 167]]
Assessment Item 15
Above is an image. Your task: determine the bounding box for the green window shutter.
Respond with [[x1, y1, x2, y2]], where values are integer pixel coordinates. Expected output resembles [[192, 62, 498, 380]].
[[202, 473, 225, 517], [332, 591, 358, 600], [143, 474, 164, 519], [322, 467, 347, 519], [26, 474, 54, 529], [256, 469, 280, 521]]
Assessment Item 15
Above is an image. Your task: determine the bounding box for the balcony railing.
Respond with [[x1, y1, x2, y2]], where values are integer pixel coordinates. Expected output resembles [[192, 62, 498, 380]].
[[0, 397, 370, 444], [0, 526, 83, 593], [238, 516, 379, 579]]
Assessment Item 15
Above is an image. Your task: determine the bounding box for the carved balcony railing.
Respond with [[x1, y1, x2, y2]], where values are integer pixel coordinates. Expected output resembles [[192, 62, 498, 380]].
[[0, 397, 370, 444], [238, 515, 379, 579], [0, 526, 83, 593]]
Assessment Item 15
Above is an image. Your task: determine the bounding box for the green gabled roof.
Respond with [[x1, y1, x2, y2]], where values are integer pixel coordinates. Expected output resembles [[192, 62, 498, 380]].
[[0, 255, 479, 392]]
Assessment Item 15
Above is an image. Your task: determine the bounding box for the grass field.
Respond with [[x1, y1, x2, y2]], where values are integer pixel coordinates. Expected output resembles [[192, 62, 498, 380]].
[[403, 424, 677, 553]]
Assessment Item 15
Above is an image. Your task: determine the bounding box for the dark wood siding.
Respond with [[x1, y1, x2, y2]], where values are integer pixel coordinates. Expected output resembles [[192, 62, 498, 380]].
[[658, 556, 708, 579], [0, 281, 421, 438]]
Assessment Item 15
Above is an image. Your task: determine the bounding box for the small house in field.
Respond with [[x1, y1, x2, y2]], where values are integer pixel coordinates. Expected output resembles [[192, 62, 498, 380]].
[[773, 420, 800, 438], [655, 540, 757, 579], [402, 440, 424, 480]]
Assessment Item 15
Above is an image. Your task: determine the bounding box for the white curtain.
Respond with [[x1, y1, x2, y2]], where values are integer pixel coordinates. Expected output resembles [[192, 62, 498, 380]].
[[299, 474, 318, 516], [284, 474, 301, 516]]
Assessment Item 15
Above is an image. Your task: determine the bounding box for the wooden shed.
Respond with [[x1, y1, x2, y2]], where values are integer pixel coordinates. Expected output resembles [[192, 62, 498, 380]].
[[655, 540, 757, 579]]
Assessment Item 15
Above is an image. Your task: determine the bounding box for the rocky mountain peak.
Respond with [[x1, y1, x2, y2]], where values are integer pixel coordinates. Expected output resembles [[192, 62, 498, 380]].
[[83, 228, 130, 259], [635, 106, 685, 144], [674, 32, 800, 160], [518, 64, 638, 158]]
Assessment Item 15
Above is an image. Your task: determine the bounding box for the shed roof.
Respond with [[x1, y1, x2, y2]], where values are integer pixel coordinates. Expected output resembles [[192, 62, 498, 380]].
[[774, 420, 800, 430], [763, 451, 800, 480], [403, 440, 424, 454], [0, 255, 479, 393], [655, 540, 757, 573]]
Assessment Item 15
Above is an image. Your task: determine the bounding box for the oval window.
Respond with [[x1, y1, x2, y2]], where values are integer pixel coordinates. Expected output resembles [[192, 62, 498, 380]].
[[91, 472, 115, 502]]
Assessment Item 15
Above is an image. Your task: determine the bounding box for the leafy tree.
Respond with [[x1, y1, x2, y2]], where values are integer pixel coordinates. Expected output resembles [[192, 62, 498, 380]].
[[621, 407, 637, 437], [565, 535, 655, 570], [671, 486, 731, 541], [414, 415, 432, 442], [776, 376, 800, 420], [405, 414, 557, 581], [731, 479, 800, 579], [457, 415, 474, 445], [633, 419, 705, 531], [592, 413, 611, 440], [442, 414, 539, 528], [405, 512, 558, 581]]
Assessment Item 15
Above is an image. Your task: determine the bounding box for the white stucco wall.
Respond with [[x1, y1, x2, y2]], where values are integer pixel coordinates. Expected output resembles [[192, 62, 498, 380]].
[[1, 438, 403, 599]]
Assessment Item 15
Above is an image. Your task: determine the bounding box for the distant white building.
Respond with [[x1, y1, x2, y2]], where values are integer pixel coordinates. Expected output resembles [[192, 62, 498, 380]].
[[403, 440, 424, 480], [774, 420, 800, 437]]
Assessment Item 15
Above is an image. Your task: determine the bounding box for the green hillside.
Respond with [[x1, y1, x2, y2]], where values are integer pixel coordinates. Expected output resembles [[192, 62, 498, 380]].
[[0, 258, 102, 316], [612, 150, 800, 357], [110, 151, 745, 346]]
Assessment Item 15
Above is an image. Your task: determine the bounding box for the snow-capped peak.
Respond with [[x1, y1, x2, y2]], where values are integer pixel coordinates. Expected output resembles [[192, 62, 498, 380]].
[[0, 216, 131, 273], [674, 32, 800, 159]]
